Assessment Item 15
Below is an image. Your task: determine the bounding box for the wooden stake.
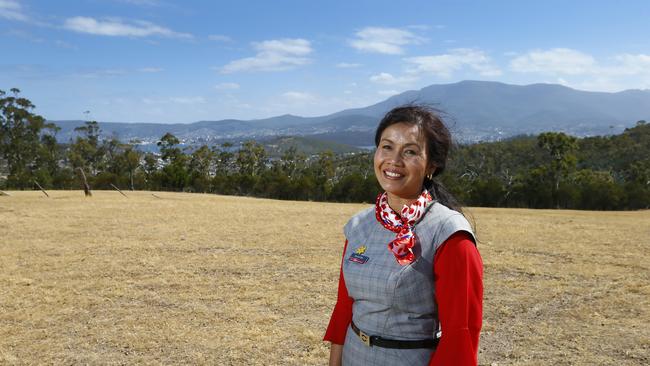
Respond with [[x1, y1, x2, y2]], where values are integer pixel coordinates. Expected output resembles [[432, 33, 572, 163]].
[[33, 180, 50, 198], [0, 190, 10, 196], [110, 183, 128, 198], [151, 193, 162, 199], [77, 168, 92, 197]]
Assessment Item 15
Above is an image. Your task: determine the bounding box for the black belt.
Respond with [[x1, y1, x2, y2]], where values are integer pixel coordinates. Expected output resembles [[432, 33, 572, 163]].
[[351, 321, 438, 349]]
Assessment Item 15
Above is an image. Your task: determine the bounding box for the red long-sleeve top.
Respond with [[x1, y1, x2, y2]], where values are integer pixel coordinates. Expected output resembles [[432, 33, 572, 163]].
[[323, 231, 483, 365]]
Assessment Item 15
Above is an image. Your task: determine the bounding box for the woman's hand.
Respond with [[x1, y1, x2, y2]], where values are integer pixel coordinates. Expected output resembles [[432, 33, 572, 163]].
[[328, 343, 343, 366]]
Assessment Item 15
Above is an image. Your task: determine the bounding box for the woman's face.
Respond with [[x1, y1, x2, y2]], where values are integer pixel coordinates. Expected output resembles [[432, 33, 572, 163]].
[[374, 122, 434, 201]]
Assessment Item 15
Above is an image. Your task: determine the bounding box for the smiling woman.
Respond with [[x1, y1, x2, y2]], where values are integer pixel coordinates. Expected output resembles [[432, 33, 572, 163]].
[[374, 122, 434, 208], [324, 105, 483, 366], [374, 106, 463, 213]]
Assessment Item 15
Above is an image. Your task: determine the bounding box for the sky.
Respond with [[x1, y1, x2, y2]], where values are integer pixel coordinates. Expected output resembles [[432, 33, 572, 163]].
[[1, 0, 649, 123]]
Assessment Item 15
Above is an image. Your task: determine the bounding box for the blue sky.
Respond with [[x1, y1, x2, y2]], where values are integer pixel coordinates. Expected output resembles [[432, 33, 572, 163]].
[[1, 0, 649, 123]]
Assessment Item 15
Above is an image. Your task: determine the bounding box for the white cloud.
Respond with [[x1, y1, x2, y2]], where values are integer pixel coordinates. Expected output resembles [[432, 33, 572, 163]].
[[5, 29, 43, 42], [336, 62, 362, 68], [585, 54, 650, 91], [208, 34, 232, 42], [378, 90, 399, 96], [170, 96, 206, 104], [74, 67, 166, 78], [369, 72, 416, 86], [76, 68, 128, 78], [54, 40, 76, 49], [257, 39, 311, 55], [0, 0, 27, 21], [282, 91, 316, 102], [139, 67, 163, 73], [370, 72, 394, 83], [143, 96, 206, 105], [349, 26, 422, 55], [566, 77, 634, 92], [405, 48, 501, 78], [215, 82, 240, 90], [220, 38, 312, 73], [510, 48, 596, 75], [509, 49, 650, 91], [63, 16, 192, 39], [611, 53, 650, 75], [407, 24, 431, 31]]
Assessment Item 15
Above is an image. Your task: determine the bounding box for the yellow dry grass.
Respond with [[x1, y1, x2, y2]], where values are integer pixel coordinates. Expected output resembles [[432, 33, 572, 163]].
[[0, 191, 648, 365]]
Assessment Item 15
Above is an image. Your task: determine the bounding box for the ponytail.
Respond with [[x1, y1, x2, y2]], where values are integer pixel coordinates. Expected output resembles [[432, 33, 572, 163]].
[[424, 177, 463, 214]]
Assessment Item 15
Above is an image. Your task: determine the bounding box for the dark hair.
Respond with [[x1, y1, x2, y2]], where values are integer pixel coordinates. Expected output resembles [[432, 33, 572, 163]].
[[374, 104, 463, 213]]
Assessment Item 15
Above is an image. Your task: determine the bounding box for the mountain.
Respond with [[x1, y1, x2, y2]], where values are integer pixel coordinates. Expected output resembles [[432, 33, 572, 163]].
[[50, 81, 650, 148]]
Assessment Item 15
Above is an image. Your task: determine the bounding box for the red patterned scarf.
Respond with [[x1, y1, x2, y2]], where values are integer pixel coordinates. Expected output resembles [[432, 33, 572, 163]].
[[375, 190, 433, 265]]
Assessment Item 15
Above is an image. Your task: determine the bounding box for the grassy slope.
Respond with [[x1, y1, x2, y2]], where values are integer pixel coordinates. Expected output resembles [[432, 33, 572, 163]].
[[0, 191, 648, 365]]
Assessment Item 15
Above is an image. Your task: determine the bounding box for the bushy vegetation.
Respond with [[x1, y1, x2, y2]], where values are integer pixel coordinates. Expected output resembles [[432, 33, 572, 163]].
[[445, 125, 650, 210], [1, 88, 648, 210]]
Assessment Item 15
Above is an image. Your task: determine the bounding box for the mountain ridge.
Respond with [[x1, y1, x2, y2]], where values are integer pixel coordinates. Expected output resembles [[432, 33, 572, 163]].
[[49, 80, 650, 147]]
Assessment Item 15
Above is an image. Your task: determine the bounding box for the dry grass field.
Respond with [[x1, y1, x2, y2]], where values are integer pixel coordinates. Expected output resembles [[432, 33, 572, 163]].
[[1, 191, 648, 365]]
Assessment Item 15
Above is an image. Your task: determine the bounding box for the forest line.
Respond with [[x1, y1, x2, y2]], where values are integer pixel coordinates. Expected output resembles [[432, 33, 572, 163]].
[[1, 88, 649, 210]]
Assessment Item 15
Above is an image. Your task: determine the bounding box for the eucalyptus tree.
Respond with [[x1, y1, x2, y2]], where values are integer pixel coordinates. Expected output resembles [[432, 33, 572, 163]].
[[156, 132, 189, 191], [68, 121, 105, 176], [537, 132, 578, 208], [0, 88, 58, 188], [189, 145, 215, 192]]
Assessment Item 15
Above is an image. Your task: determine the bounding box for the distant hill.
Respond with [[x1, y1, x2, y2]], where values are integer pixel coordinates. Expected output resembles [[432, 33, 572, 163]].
[[261, 136, 364, 157], [50, 81, 650, 148]]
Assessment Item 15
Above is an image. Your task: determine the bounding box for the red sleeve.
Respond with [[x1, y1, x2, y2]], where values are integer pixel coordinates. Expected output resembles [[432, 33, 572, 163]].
[[323, 240, 354, 345], [429, 232, 483, 366]]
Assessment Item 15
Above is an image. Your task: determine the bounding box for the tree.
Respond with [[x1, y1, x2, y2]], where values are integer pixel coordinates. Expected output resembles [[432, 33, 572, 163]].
[[537, 132, 578, 208], [0, 88, 58, 188], [330, 172, 380, 203], [623, 159, 650, 209], [214, 142, 236, 175], [234, 140, 267, 195], [511, 167, 554, 208], [143, 152, 161, 190], [470, 177, 507, 207], [34, 130, 64, 188], [156, 132, 188, 190], [236, 140, 267, 177], [68, 120, 105, 177], [212, 142, 236, 194], [309, 151, 335, 200], [111, 142, 142, 190], [188, 145, 215, 192], [279, 146, 307, 179], [571, 169, 624, 210], [158, 132, 182, 162]]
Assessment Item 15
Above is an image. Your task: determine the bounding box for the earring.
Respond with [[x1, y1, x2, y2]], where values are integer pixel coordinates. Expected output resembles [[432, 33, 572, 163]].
[[427, 173, 433, 180]]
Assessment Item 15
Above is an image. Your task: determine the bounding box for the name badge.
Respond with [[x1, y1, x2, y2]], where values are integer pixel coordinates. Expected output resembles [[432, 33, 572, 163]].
[[349, 253, 369, 264], [349, 245, 369, 264]]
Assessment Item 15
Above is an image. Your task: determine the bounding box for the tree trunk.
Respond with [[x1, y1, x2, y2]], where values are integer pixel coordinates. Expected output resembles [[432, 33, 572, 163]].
[[77, 168, 92, 197]]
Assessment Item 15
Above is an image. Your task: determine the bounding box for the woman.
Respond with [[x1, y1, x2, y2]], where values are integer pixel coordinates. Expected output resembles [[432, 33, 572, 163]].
[[324, 105, 483, 366]]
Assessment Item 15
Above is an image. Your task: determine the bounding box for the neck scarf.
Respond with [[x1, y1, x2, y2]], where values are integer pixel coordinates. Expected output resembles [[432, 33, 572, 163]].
[[375, 190, 433, 265]]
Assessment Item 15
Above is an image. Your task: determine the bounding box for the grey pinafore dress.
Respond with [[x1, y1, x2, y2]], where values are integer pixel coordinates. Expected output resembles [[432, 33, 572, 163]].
[[341, 201, 474, 366]]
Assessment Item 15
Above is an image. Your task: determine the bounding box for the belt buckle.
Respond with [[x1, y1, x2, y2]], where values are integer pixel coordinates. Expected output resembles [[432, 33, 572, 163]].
[[359, 330, 371, 347]]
